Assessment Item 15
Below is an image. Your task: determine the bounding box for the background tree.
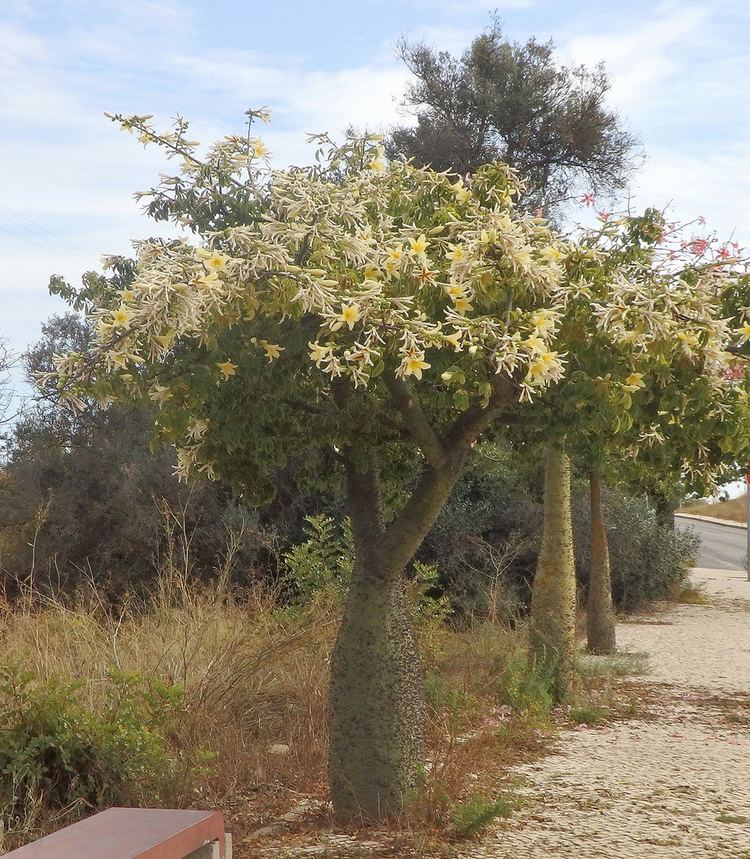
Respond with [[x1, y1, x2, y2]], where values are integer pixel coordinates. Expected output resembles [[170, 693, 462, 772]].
[[388, 21, 641, 213]]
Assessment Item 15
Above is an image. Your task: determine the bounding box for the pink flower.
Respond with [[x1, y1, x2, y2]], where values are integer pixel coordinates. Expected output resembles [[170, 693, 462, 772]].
[[581, 193, 595, 207], [689, 238, 709, 256]]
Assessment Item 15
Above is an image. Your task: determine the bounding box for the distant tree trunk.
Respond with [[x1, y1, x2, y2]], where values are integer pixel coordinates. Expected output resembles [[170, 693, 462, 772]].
[[530, 443, 578, 702], [586, 471, 617, 654], [654, 493, 678, 530]]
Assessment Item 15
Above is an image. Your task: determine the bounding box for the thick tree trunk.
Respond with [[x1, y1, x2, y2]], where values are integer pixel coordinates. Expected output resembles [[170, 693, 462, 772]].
[[328, 453, 459, 821], [329, 569, 425, 820], [586, 471, 617, 654], [530, 442, 578, 702]]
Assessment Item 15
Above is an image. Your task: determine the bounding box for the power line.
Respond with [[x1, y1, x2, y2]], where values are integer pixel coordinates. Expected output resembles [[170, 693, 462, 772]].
[[0, 219, 90, 269], [0, 201, 94, 262]]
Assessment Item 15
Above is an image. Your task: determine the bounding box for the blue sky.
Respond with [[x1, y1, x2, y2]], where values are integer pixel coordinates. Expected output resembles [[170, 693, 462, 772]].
[[1, 0, 749, 370]]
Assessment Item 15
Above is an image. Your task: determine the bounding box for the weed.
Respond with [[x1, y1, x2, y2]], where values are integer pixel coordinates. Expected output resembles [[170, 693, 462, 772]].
[[578, 650, 650, 678], [569, 704, 607, 726], [450, 791, 519, 838]]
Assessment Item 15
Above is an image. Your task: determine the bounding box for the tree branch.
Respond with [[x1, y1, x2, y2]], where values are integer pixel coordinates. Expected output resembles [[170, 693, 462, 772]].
[[384, 372, 446, 469]]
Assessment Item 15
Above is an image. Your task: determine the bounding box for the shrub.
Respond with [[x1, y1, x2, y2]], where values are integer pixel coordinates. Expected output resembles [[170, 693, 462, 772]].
[[573, 487, 699, 611], [0, 667, 183, 840]]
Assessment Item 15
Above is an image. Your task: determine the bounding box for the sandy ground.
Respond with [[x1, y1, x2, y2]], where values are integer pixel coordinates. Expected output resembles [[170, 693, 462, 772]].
[[478, 568, 750, 858]]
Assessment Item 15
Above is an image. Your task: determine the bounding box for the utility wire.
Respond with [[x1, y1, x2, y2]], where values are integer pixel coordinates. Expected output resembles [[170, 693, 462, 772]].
[[0, 201, 93, 263], [0, 219, 89, 269]]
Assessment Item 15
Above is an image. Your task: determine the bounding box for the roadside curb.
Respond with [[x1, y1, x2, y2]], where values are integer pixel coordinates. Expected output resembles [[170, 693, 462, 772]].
[[676, 512, 747, 530]]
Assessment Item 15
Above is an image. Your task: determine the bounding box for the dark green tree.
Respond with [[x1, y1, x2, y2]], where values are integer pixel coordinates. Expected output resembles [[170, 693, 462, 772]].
[[388, 21, 641, 212]]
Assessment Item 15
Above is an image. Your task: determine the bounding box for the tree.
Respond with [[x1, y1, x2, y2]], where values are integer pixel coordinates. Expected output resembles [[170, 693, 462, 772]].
[[388, 21, 641, 213], [51, 113, 719, 817], [516, 209, 750, 679], [49, 113, 584, 819]]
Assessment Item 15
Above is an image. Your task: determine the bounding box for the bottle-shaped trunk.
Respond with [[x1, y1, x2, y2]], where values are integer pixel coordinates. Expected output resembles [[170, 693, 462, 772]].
[[329, 568, 425, 821], [530, 442, 578, 702], [586, 471, 617, 654]]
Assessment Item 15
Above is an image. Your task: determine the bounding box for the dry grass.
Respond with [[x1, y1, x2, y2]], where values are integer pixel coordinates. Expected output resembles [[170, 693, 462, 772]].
[[680, 494, 748, 523]]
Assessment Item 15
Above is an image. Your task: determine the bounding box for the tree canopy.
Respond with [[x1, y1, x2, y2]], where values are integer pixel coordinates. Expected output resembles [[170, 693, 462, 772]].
[[388, 22, 641, 212]]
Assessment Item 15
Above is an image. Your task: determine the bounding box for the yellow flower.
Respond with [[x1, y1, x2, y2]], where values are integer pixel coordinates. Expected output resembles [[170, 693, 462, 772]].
[[528, 351, 558, 380], [217, 360, 237, 379], [531, 310, 555, 332], [263, 343, 284, 362], [309, 341, 332, 365], [444, 283, 466, 300], [446, 243, 466, 263], [741, 323, 750, 339], [443, 331, 463, 351], [364, 265, 380, 280], [409, 234, 429, 256], [453, 296, 473, 314], [402, 353, 431, 380], [203, 251, 228, 273], [339, 304, 361, 330], [524, 335, 546, 353], [112, 305, 133, 328], [678, 331, 699, 347], [251, 138, 269, 158], [121, 288, 135, 302], [369, 158, 385, 172], [386, 246, 403, 263], [194, 271, 219, 289], [622, 372, 645, 392], [540, 245, 566, 264], [451, 179, 471, 204]]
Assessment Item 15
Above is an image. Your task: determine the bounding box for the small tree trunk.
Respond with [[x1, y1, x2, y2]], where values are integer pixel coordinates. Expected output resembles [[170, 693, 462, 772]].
[[329, 568, 424, 820], [654, 494, 678, 530], [586, 471, 617, 654], [530, 442, 578, 702]]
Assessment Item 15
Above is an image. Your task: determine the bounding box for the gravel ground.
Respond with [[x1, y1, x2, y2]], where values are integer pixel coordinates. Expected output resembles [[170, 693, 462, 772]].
[[246, 569, 750, 858], [481, 568, 750, 858]]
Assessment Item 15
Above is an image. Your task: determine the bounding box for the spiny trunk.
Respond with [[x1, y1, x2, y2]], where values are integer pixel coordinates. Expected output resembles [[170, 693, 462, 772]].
[[328, 454, 461, 821], [530, 442, 578, 702], [329, 569, 424, 821], [586, 471, 617, 654]]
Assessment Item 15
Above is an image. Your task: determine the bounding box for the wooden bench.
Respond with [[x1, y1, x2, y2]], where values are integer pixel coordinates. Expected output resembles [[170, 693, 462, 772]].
[[2, 808, 232, 859]]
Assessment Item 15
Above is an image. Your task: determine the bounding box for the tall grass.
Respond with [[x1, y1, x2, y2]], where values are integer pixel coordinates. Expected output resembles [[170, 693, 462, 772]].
[[0, 507, 564, 848]]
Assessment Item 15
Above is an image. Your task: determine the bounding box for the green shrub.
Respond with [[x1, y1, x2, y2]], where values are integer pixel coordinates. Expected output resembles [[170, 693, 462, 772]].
[[284, 515, 452, 623], [0, 666, 184, 839], [573, 488, 699, 611], [496, 648, 555, 717], [451, 791, 518, 838]]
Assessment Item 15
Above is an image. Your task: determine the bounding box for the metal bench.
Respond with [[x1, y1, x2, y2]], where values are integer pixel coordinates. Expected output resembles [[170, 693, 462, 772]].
[[2, 807, 232, 859]]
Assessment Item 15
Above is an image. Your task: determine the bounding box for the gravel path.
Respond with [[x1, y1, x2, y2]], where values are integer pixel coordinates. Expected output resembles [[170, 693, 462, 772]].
[[482, 568, 750, 858]]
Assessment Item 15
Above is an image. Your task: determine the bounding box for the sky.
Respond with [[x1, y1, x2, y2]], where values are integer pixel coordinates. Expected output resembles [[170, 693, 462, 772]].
[[1, 0, 749, 374]]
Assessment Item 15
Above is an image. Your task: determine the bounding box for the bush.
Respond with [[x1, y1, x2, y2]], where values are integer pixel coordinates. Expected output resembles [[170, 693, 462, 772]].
[[0, 667, 183, 840], [573, 487, 699, 611]]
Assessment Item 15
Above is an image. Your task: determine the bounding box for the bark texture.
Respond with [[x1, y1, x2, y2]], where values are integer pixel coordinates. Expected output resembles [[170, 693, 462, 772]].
[[530, 443, 578, 702], [586, 471, 617, 654], [329, 571, 425, 820]]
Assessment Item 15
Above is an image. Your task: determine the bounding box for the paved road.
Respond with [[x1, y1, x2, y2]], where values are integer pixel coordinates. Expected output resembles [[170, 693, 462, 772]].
[[676, 514, 747, 571]]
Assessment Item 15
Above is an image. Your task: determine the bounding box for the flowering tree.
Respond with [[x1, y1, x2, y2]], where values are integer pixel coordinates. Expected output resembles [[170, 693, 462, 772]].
[[51, 113, 582, 819], [522, 209, 750, 679]]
